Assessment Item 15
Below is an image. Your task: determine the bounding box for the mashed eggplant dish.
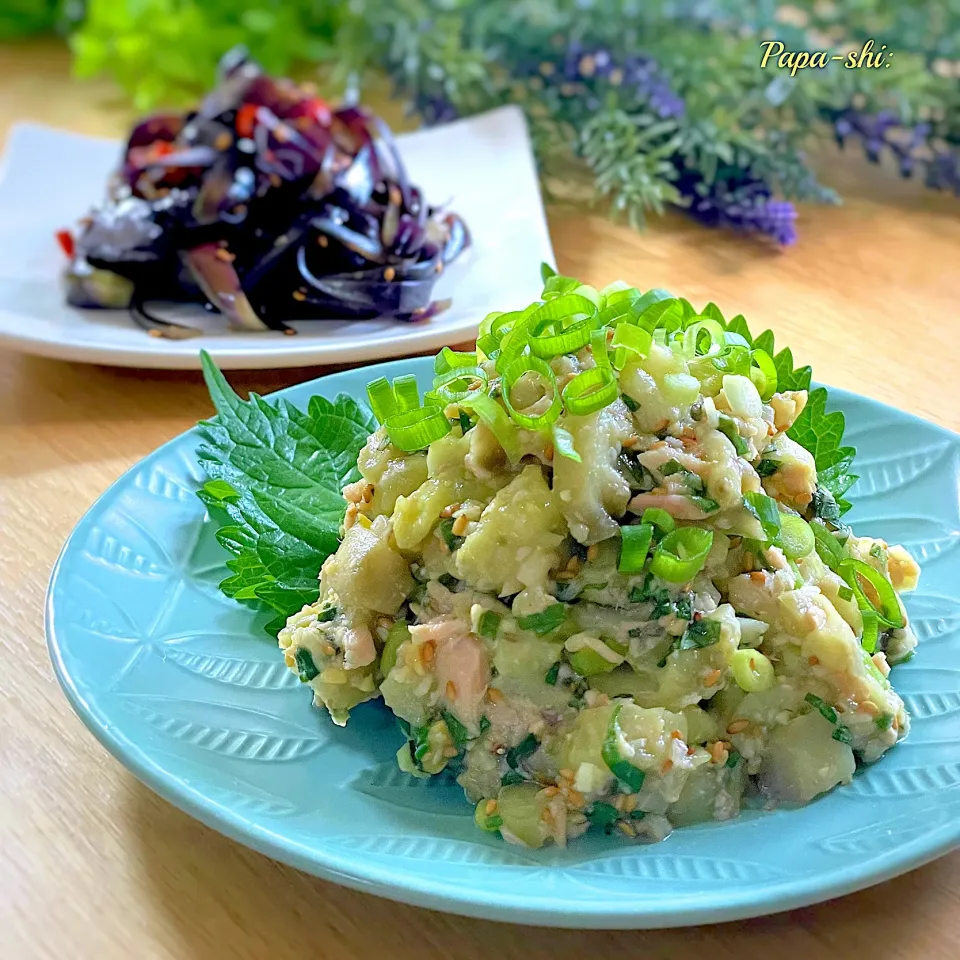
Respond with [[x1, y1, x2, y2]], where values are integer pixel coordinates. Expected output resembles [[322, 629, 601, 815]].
[[203, 270, 920, 848]]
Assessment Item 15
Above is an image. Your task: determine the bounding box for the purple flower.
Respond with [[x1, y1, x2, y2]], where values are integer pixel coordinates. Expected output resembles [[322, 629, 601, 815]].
[[830, 107, 958, 196], [676, 167, 798, 246]]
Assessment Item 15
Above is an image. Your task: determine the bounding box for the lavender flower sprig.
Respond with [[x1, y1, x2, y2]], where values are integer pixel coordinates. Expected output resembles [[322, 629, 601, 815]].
[[830, 108, 960, 196]]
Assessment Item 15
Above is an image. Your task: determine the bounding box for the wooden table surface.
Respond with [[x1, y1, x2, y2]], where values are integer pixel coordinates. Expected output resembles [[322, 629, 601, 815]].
[[2, 40, 959, 960]]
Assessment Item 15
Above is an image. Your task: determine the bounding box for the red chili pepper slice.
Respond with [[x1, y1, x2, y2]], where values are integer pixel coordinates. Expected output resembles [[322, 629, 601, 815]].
[[55, 229, 75, 258], [236, 103, 258, 138]]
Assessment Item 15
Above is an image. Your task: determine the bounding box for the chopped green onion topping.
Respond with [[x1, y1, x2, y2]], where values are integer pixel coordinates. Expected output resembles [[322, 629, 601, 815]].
[[502, 354, 562, 429], [435, 346, 478, 374], [523, 293, 598, 360], [383, 403, 451, 452], [459, 394, 523, 463], [778, 514, 815, 560], [641, 507, 675, 536], [860, 607, 880, 654], [837, 584, 855, 602], [474, 801, 504, 832], [660, 459, 684, 477], [623, 395, 640, 412], [717, 413, 748, 456], [682, 318, 726, 358], [505, 733, 539, 768], [610, 322, 652, 370], [811, 519, 846, 571], [725, 750, 742, 769], [552, 423, 582, 462], [432, 365, 488, 404], [691, 495, 720, 514], [392, 374, 421, 413], [316, 604, 338, 622], [649, 527, 714, 583], [601, 703, 646, 792], [501, 770, 526, 786], [562, 366, 619, 416], [755, 458, 780, 477], [838, 558, 905, 630], [743, 491, 783, 542], [618, 523, 654, 574], [517, 603, 567, 636], [366, 377, 398, 424], [294, 648, 319, 682], [544, 661, 561, 685], [748, 348, 778, 401], [478, 610, 501, 640], [875, 713, 895, 731]]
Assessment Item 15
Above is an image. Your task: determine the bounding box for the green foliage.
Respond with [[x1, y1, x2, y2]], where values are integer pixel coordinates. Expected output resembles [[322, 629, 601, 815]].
[[71, 0, 343, 110], [196, 351, 377, 628], [9, 1, 954, 233], [578, 110, 683, 226], [0, 0, 62, 39]]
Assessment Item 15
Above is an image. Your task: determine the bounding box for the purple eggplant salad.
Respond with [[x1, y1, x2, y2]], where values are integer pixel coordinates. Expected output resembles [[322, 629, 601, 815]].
[[59, 49, 469, 338]]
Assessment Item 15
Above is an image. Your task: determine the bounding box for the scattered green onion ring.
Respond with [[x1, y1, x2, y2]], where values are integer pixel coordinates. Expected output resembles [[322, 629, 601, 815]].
[[640, 507, 675, 536], [366, 376, 398, 424], [590, 326, 611, 369], [682, 318, 726, 358], [601, 703, 645, 792], [610, 322, 652, 370], [731, 648, 775, 692], [435, 346, 478, 375], [459, 393, 523, 463], [778, 514, 815, 560], [649, 527, 714, 583], [619, 523, 654, 574], [501, 355, 562, 429], [384, 404, 451, 452], [859, 607, 880, 655], [392, 374, 421, 414], [749, 348, 778, 401], [526, 294, 599, 360], [432, 365, 488, 403], [837, 558, 905, 630], [562, 366, 619, 416], [743, 491, 783, 541], [811, 520, 846, 571]]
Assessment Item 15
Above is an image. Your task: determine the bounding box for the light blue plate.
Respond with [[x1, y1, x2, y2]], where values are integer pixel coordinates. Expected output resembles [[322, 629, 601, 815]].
[[46, 357, 960, 928]]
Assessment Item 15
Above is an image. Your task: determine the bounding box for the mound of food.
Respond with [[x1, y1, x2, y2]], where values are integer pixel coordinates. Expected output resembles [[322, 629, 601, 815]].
[[202, 269, 920, 848], [61, 48, 468, 336]]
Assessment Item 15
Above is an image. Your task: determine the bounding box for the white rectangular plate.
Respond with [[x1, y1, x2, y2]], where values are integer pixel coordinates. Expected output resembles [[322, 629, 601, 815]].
[[0, 106, 553, 369]]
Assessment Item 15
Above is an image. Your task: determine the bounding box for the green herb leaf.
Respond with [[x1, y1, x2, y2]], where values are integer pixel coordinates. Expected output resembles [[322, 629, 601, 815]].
[[442, 711, 470, 750], [586, 802, 620, 827], [505, 733, 539, 769], [678, 618, 722, 650], [196, 351, 376, 632], [805, 692, 838, 725], [517, 603, 567, 636]]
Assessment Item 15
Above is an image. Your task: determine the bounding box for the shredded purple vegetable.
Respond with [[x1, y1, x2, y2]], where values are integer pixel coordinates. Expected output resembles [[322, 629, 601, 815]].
[[63, 48, 470, 337]]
